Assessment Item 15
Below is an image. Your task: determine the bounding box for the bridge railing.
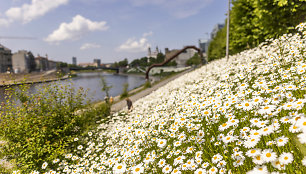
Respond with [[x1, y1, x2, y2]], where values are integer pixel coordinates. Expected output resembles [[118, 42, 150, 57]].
[[145, 45, 204, 80]]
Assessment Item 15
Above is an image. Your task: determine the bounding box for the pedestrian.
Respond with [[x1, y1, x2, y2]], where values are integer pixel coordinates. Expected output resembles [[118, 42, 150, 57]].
[[125, 97, 133, 112], [104, 96, 109, 104], [110, 96, 114, 104]]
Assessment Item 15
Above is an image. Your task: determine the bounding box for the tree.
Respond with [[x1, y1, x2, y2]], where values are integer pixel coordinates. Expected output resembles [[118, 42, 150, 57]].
[[208, 0, 306, 60], [118, 58, 128, 67], [186, 53, 202, 66], [207, 27, 227, 61], [156, 53, 165, 63]]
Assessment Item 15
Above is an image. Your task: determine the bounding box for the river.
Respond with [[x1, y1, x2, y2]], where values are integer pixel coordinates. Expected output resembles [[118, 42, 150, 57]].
[[0, 72, 146, 103]]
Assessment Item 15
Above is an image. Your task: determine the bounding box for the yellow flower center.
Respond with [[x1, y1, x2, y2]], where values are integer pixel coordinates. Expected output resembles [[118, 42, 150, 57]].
[[266, 153, 271, 157]]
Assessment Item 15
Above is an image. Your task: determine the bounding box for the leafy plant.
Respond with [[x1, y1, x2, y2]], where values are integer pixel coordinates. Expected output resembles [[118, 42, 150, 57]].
[[120, 83, 129, 99], [0, 82, 110, 172]]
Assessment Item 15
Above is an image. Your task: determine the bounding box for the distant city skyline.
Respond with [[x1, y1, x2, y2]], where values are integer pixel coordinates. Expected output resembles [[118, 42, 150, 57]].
[[0, 0, 227, 64]]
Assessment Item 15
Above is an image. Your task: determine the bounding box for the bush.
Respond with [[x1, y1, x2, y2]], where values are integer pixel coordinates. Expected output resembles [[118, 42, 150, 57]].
[[144, 80, 151, 88], [0, 82, 110, 172], [120, 83, 129, 99]]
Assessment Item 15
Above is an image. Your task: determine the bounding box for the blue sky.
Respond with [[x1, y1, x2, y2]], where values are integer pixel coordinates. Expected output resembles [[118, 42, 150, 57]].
[[0, 0, 227, 64]]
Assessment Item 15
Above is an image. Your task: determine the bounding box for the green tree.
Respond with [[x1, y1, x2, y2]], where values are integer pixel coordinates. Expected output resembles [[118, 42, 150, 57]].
[[207, 27, 227, 61], [208, 0, 306, 60], [186, 53, 202, 66], [118, 58, 128, 67], [156, 53, 165, 63]]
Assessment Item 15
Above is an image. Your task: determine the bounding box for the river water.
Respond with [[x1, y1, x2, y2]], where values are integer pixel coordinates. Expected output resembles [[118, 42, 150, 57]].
[[0, 72, 146, 103]]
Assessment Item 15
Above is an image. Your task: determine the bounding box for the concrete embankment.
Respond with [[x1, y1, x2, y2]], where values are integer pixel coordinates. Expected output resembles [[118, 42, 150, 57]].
[[110, 68, 194, 112], [0, 75, 70, 87]]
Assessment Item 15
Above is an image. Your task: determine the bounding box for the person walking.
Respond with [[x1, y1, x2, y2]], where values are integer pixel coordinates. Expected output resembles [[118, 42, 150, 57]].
[[125, 97, 133, 112]]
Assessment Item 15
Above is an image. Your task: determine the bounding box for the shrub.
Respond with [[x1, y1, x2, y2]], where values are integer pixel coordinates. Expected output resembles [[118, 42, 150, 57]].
[[144, 80, 151, 88], [0, 82, 110, 172], [120, 83, 129, 99]]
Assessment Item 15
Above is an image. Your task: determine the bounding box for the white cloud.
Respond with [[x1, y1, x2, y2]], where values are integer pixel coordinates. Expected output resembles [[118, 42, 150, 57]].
[[4, 0, 69, 24], [80, 43, 101, 50], [129, 0, 212, 18], [45, 15, 109, 43], [117, 32, 152, 53], [0, 18, 11, 27], [143, 31, 153, 37]]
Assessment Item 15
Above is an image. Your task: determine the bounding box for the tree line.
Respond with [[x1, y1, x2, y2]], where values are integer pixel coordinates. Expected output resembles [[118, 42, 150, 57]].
[[208, 0, 306, 61]]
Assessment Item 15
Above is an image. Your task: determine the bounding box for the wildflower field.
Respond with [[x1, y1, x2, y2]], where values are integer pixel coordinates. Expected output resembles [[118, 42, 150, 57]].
[[26, 23, 306, 174]]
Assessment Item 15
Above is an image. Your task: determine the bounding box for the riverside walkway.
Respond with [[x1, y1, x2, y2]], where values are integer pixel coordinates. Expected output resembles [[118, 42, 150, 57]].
[[110, 67, 194, 112]]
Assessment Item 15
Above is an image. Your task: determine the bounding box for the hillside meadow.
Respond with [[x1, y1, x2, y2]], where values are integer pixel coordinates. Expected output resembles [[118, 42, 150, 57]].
[[11, 22, 306, 174]]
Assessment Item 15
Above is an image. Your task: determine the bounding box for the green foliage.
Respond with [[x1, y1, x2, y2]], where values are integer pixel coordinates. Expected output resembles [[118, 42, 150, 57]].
[[144, 81, 152, 88], [100, 76, 112, 100], [120, 83, 129, 99], [0, 83, 110, 172], [186, 53, 202, 66], [208, 0, 306, 60], [113, 58, 129, 68], [130, 57, 148, 67], [156, 53, 165, 63], [56, 62, 68, 68], [207, 27, 227, 61], [130, 53, 169, 68], [165, 60, 177, 67]]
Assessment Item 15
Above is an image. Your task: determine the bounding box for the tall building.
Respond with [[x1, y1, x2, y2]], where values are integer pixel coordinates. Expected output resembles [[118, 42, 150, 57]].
[[35, 55, 49, 71], [72, 57, 77, 65], [0, 44, 12, 73], [93, 59, 101, 67], [211, 23, 225, 39], [12, 50, 36, 73]]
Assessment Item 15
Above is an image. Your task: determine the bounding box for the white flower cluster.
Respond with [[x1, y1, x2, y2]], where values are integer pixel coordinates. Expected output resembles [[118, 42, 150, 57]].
[[22, 22, 306, 174]]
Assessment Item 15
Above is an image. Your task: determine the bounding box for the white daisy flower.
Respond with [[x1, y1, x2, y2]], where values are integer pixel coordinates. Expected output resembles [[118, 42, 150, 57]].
[[297, 132, 306, 144], [208, 166, 218, 174], [246, 149, 261, 158], [157, 139, 167, 148], [261, 149, 277, 163], [41, 162, 48, 169], [158, 159, 166, 167], [289, 124, 302, 133], [252, 155, 265, 165], [276, 136, 288, 146], [195, 168, 206, 174], [162, 165, 172, 173], [113, 163, 126, 174], [302, 156, 306, 166], [171, 168, 181, 174], [279, 152, 294, 165]]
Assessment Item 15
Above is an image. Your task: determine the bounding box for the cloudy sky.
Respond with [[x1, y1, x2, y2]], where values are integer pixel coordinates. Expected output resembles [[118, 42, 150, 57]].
[[0, 0, 227, 64]]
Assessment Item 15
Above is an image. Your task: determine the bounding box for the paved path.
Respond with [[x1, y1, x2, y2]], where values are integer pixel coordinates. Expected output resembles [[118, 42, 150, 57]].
[[111, 68, 194, 112]]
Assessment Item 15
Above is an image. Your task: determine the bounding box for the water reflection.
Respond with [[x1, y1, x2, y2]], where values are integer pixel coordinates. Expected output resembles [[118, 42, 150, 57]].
[[0, 72, 146, 103]]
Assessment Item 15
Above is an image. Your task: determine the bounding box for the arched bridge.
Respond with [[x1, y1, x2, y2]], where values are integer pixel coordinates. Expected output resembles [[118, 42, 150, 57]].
[[145, 45, 204, 80]]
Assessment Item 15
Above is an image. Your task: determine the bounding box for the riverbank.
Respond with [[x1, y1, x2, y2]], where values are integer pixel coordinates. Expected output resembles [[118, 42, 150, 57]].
[[107, 67, 194, 112], [0, 71, 70, 87]]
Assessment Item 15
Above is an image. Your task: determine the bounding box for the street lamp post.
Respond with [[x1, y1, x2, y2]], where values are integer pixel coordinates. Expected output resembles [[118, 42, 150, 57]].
[[226, 0, 230, 61]]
